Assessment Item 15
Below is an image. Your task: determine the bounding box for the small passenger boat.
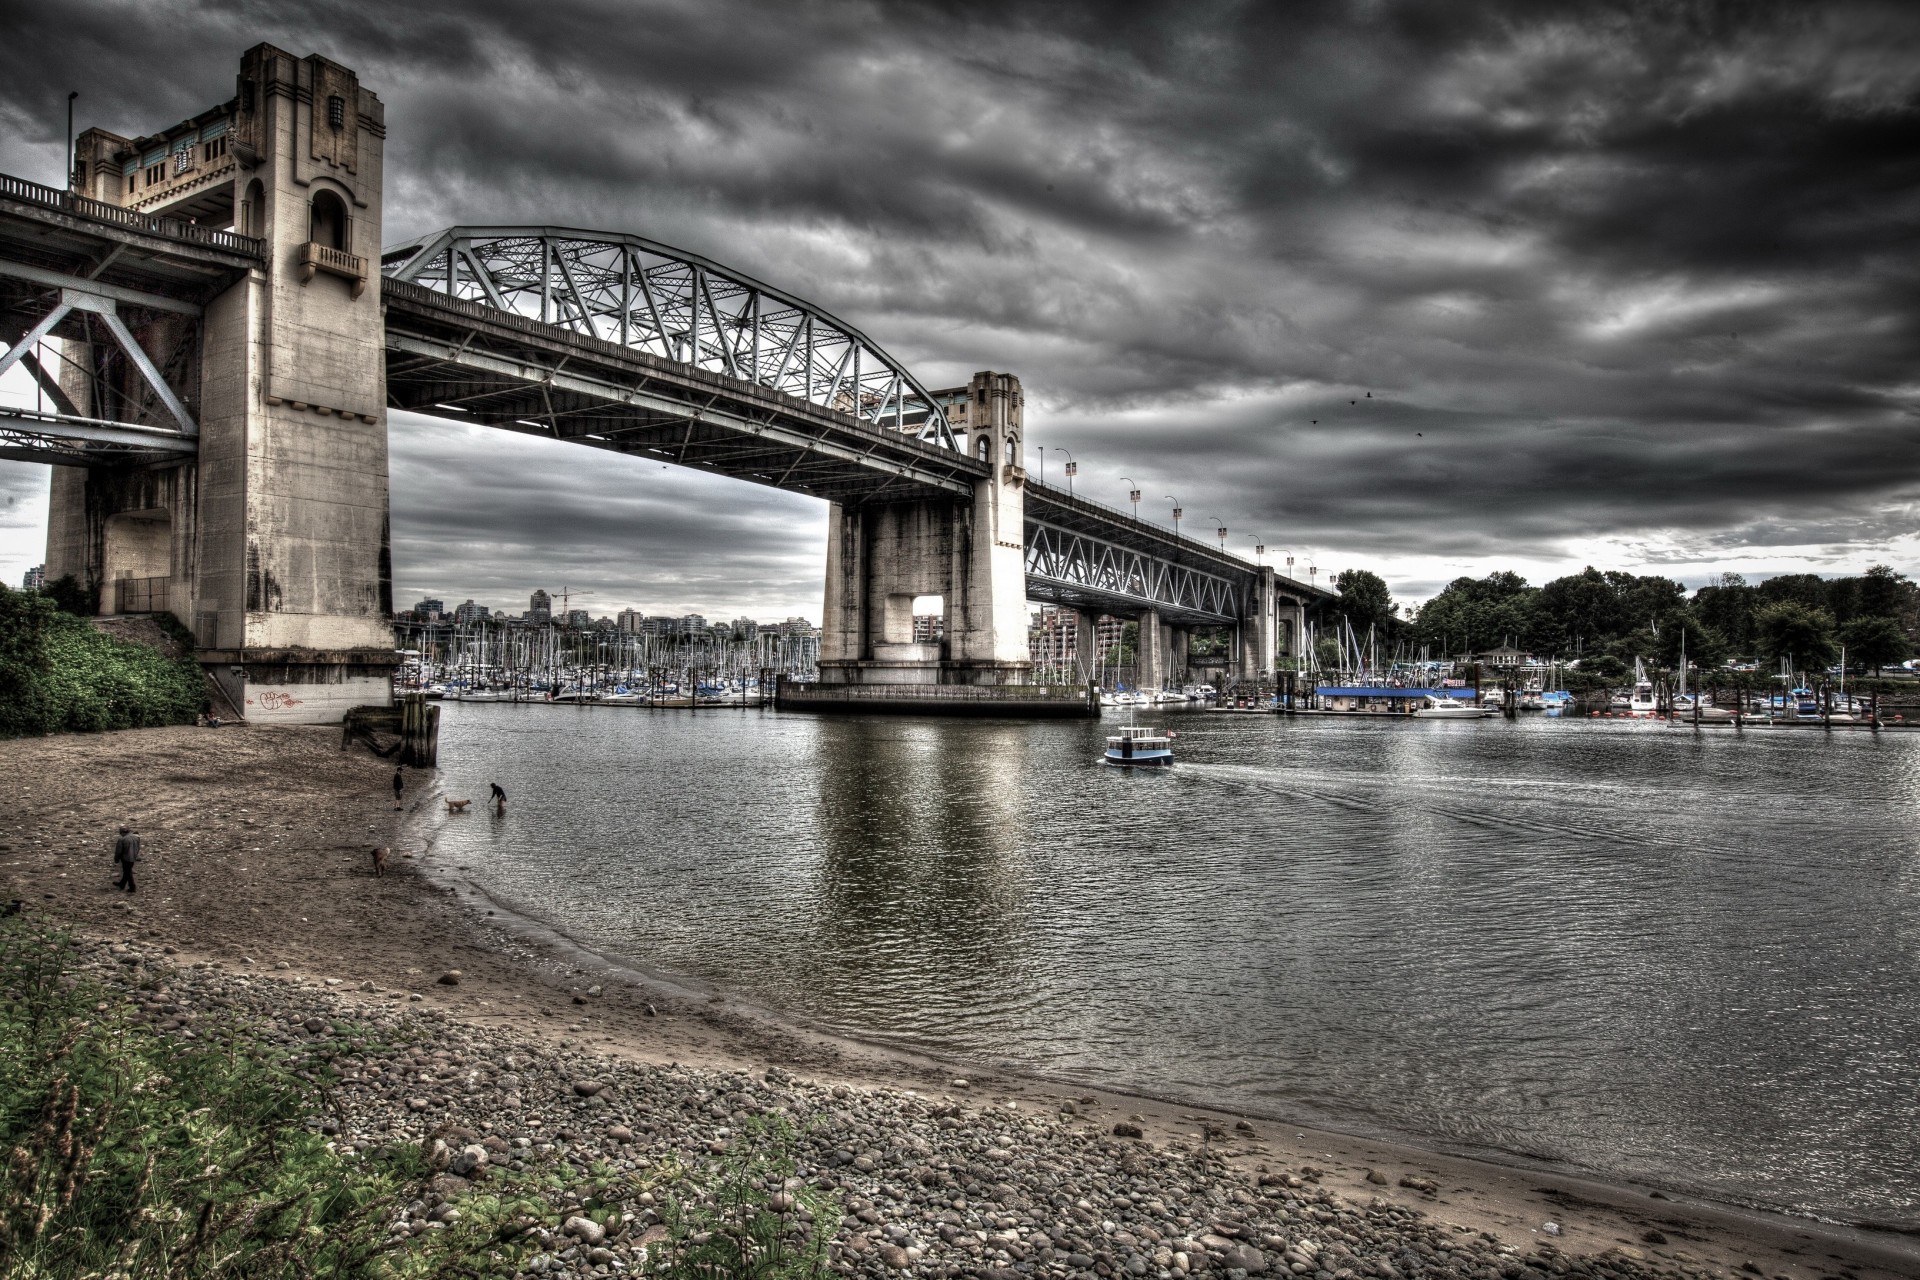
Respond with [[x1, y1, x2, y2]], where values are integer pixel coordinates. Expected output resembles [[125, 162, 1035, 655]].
[[1104, 725, 1174, 767]]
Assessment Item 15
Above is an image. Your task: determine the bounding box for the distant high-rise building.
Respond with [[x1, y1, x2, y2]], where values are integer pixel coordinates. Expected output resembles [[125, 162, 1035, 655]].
[[680, 614, 707, 632], [529, 589, 552, 624], [452, 599, 489, 625], [565, 609, 592, 629], [413, 597, 445, 620], [912, 613, 944, 644], [617, 608, 644, 633], [732, 616, 759, 640], [22, 564, 45, 590]]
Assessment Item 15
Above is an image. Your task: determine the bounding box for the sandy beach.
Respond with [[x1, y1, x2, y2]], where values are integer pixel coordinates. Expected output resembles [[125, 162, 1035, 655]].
[[1, 723, 1910, 1280]]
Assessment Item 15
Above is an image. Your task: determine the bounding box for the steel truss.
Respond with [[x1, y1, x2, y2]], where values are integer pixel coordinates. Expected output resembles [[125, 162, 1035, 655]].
[[0, 278, 200, 466], [381, 228, 956, 450], [1024, 520, 1239, 623]]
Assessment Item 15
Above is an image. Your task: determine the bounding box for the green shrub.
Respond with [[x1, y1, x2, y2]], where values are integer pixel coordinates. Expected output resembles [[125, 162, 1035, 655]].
[[0, 586, 203, 738]]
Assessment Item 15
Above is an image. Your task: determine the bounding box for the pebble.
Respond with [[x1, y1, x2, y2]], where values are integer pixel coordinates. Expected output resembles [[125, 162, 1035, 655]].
[[65, 940, 1718, 1280]]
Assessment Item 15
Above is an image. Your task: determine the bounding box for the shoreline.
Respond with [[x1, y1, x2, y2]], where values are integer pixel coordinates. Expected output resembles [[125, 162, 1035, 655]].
[[3, 723, 1913, 1280]]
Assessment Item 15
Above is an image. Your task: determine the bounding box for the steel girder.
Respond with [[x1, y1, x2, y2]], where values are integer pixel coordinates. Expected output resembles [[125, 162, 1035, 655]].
[[1023, 519, 1240, 624], [381, 227, 957, 451]]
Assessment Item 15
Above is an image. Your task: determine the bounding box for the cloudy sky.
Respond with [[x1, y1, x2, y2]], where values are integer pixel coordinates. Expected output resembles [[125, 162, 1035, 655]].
[[3, 0, 1917, 620]]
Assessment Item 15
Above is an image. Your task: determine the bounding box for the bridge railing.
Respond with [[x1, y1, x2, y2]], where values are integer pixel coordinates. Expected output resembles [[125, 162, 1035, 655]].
[[0, 172, 264, 258]]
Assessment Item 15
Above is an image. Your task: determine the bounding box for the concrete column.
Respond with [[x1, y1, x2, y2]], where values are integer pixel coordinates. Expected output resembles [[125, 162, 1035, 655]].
[[1252, 567, 1278, 680], [1074, 609, 1100, 684], [1166, 623, 1186, 687], [944, 371, 1031, 685], [1139, 608, 1165, 691], [819, 502, 866, 664]]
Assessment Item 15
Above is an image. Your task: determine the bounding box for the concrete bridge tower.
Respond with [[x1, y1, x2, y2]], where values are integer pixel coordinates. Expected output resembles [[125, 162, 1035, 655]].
[[45, 44, 392, 720], [817, 370, 1034, 696]]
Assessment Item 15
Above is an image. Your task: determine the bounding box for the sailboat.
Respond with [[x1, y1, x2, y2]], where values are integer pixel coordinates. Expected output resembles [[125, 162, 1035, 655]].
[[1627, 657, 1660, 716]]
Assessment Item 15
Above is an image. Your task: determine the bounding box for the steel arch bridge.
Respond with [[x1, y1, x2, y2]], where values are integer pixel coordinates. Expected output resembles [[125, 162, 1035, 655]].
[[381, 227, 957, 449], [0, 194, 1330, 624]]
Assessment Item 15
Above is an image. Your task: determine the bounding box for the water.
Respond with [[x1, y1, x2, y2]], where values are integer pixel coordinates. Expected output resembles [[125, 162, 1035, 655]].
[[429, 704, 1920, 1226]]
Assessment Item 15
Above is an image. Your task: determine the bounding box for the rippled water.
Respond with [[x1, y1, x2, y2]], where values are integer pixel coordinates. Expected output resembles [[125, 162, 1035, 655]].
[[429, 704, 1920, 1226]]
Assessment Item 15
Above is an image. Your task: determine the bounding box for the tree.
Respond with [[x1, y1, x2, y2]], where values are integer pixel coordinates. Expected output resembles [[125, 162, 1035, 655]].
[[1838, 614, 1911, 674], [1333, 568, 1396, 637], [1654, 611, 1727, 673], [1755, 602, 1837, 673]]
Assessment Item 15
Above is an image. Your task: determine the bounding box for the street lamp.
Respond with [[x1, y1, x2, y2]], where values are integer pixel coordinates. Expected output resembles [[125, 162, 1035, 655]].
[[1308, 563, 1318, 587], [1210, 516, 1228, 550], [1284, 553, 1294, 578], [1251, 537, 1267, 565], [1036, 445, 1045, 487], [1056, 447, 1076, 498], [1122, 478, 1140, 519], [1166, 496, 1182, 536]]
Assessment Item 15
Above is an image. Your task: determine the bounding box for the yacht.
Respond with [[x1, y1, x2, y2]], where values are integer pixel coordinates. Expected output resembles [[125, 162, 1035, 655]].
[[1415, 694, 1491, 719]]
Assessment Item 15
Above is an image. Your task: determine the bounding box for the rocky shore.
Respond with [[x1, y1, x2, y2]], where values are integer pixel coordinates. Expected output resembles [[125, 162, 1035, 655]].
[[65, 936, 1876, 1280], [3, 725, 1910, 1280]]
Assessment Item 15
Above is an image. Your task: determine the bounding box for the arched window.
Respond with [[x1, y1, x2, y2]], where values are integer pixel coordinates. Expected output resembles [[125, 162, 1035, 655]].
[[309, 189, 348, 250], [1004, 437, 1017, 465], [975, 434, 992, 463], [241, 179, 264, 238]]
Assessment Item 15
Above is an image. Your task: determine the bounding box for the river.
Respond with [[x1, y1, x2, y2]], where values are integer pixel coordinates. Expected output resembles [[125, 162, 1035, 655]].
[[427, 702, 1920, 1228]]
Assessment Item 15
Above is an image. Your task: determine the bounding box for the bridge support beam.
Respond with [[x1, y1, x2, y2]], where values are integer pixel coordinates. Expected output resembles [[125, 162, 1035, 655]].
[[1138, 608, 1166, 693], [1074, 608, 1100, 684]]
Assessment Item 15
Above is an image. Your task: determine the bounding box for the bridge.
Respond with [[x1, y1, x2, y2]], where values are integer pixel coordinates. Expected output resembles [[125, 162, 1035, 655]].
[[0, 43, 1330, 721]]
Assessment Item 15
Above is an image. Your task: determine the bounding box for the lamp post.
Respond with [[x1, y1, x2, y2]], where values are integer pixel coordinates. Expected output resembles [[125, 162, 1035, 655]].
[[1285, 553, 1294, 579], [1167, 496, 1182, 536], [1210, 517, 1228, 550], [1057, 447, 1076, 498], [66, 91, 77, 191], [1308, 563, 1318, 587], [1251, 537, 1268, 565], [1122, 478, 1140, 519], [1036, 445, 1045, 487]]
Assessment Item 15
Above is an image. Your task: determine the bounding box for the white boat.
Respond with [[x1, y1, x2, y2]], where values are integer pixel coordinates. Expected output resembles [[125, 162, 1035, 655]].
[[1415, 695, 1491, 719], [1104, 725, 1174, 767], [1627, 658, 1659, 716]]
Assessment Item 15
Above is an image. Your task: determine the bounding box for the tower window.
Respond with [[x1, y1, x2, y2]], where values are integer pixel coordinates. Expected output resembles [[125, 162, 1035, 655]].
[[327, 95, 345, 129]]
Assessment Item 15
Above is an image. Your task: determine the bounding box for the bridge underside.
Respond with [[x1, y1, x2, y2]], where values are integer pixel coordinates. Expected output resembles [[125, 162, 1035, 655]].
[[384, 279, 978, 507]]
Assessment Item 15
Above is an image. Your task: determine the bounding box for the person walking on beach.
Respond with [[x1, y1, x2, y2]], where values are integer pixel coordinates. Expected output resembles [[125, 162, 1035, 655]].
[[392, 765, 405, 811], [112, 825, 141, 893], [489, 781, 506, 814]]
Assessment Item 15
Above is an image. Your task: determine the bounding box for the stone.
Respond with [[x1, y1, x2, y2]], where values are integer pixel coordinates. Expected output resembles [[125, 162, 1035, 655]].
[[1364, 1169, 1388, 1185], [563, 1215, 606, 1246], [447, 1144, 488, 1177], [1541, 1221, 1561, 1236], [607, 1124, 634, 1141], [1397, 1176, 1438, 1195], [1222, 1245, 1268, 1274], [1641, 1230, 1668, 1245], [303, 1017, 327, 1034], [573, 1080, 604, 1097], [878, 1243, 912, 1269], [437, 970, 461, 986], [1113, 1122, 1145, 1139]]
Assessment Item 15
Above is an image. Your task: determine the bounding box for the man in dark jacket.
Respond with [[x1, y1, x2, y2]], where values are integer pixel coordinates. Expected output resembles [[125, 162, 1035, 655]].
[[112, 825, 141, 893]]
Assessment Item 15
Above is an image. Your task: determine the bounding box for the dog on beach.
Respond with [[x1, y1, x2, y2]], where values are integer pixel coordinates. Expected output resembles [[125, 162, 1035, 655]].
[[370, 845, 389, 877], [445, 798, 473, 813]]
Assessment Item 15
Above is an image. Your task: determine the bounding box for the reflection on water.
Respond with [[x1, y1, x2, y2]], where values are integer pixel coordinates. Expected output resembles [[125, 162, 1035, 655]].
[[431, 704, 1920, 1226]]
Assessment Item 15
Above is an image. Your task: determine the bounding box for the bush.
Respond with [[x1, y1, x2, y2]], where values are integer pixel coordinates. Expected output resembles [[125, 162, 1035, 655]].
[[0, 586, 203, 738]]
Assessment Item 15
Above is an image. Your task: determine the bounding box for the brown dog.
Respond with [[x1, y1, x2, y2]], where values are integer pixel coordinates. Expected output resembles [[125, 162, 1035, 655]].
[[445, 798, 472, 814], [371, 845, 389, 877]]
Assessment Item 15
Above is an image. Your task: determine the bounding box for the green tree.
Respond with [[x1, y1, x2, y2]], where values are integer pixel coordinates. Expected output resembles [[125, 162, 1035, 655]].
[[1755, 601, 1837, 673], [1654, 611, 1728, 672], [1838, 614, 1911, 674], [1333, 568, 1396, 638]]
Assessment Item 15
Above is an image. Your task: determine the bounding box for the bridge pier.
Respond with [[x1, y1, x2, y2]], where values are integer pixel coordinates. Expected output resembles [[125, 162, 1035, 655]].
[[41, 45, 395, 722], [794, 371, 1087, 716]]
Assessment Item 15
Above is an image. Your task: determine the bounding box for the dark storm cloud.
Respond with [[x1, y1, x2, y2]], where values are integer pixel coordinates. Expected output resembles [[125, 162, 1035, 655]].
[[2, 0, 1916, 610]]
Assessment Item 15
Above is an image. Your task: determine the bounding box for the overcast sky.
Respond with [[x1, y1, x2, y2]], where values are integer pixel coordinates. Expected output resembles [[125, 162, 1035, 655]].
[[3, 0, 1917, 620]]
